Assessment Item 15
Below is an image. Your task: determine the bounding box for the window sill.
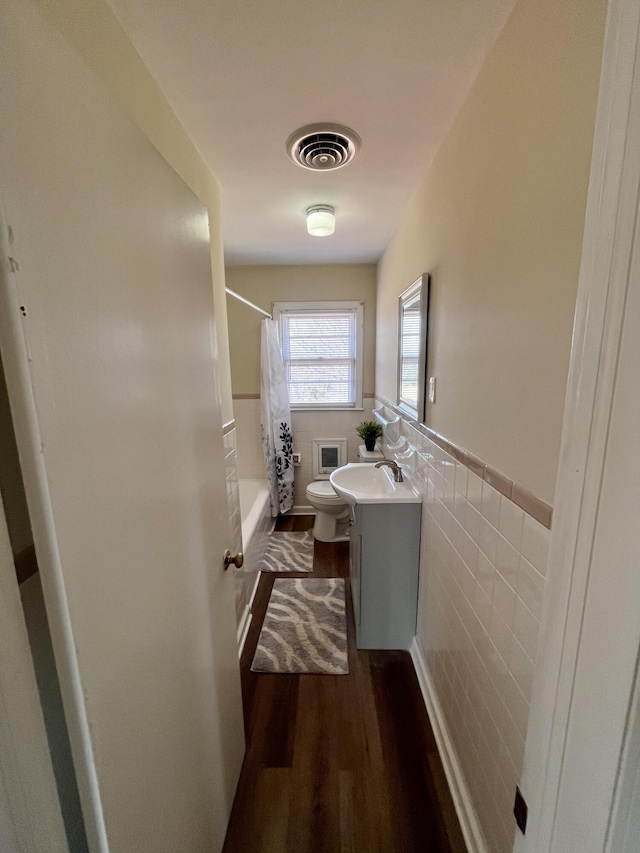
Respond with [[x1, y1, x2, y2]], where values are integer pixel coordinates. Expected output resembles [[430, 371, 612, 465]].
[[291, 407, 365, 412]]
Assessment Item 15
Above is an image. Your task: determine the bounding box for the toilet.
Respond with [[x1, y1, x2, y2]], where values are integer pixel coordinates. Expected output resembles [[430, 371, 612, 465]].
[[305, 440, 384, 542], [305, 481, 351, 542]]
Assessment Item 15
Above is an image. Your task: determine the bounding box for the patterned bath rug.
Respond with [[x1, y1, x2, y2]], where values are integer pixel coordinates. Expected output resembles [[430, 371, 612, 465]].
[[259, 530, 314, 573], [251, 578, 348, 675]]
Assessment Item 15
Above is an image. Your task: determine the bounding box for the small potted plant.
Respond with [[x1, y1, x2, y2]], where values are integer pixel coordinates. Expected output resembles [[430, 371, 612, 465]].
[[356, 420, 383, 452]]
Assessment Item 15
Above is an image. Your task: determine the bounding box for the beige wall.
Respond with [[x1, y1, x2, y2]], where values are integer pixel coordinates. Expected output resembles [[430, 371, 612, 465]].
[[34, 0, 234, 424], [227, 264, 377, 506], [376, 0, 606, 505], [226, 264, 377, 396]]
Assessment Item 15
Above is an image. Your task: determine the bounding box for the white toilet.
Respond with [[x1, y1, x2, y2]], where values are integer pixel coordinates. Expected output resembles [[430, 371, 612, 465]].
[[306, 480, 351, 542], [305, 440, 384, 542]]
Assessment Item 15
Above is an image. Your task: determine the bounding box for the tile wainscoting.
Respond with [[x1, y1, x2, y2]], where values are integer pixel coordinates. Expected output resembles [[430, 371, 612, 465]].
[[232, 399, 264, 481], [233, 397, 374, 509], [378, 400, 550, 853], [222, 426, 248, 632]]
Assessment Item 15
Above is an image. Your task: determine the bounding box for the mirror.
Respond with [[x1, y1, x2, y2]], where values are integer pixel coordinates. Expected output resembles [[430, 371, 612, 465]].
[[397, 273, 430, 422]]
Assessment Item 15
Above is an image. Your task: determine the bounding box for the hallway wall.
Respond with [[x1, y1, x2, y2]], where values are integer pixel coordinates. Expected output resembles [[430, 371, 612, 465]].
[[20, 574, 88, 852], [376, 0, 607, 505], [0, 355, 31, 555], [0, 357, 86, 850], [227, 264, 377, 396]]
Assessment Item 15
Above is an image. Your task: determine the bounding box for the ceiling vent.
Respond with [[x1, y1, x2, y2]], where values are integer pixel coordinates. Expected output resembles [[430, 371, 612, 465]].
[[286, 123, 361, 171]]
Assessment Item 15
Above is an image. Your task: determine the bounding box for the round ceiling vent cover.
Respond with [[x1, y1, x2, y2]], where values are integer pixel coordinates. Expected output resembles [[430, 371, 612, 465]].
[[286, 123, 361, 171]]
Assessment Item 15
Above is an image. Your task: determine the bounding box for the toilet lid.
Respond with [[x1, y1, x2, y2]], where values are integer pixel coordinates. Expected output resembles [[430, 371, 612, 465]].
[[306, 480, 340, 500]]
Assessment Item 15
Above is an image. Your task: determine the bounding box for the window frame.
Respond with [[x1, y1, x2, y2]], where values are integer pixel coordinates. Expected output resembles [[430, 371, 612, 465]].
[[273, 300, 364, 411], [397, 274, 430, 421]]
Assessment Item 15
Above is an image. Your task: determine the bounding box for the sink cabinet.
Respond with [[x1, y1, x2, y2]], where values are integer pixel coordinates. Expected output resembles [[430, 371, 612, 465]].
[[349, 502, 422, 650]]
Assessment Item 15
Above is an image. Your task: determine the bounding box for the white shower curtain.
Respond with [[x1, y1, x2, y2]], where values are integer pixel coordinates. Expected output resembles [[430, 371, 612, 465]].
[[261, 319, 294, 516]]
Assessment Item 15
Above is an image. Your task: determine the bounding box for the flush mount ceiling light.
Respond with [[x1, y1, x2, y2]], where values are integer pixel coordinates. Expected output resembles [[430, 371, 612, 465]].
[[306, 205, 335, 237], [287, 123, 361, 171]]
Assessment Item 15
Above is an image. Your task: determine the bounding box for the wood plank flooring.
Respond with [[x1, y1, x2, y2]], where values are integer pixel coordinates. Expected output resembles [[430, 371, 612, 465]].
[[223, 516, 467, 853]]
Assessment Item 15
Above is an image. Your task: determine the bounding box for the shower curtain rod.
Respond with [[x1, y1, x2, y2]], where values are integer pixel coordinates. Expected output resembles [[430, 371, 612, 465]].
[[225, 287, 272, 319]]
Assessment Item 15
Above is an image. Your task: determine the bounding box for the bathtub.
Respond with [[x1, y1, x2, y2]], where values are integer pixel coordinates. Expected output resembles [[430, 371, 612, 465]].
[[239, 478, 272, 550], [237, 479, 273, 648]]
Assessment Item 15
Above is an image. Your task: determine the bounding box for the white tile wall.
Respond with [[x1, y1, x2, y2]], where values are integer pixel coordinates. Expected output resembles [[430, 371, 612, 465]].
[[223, 427, 246, 626], [382, 404, 550, 853], [233, 397, 374, 508], [289, 403, 375, 503], [233, 399, 264, 480]]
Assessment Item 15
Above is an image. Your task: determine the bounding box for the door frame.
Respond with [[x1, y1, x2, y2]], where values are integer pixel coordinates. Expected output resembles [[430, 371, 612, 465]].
[[0, 486, 67, 853], [0, 200, 108, 852], [516, 0, 640, 849]]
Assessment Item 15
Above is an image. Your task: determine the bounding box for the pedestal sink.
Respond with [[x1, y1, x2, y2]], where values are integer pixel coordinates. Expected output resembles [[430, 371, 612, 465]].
[[329, 462, 420, 506]]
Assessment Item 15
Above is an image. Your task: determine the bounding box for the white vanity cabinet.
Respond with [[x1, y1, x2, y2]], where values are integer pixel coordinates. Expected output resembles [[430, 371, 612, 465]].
[[349, 502, 422, 650]]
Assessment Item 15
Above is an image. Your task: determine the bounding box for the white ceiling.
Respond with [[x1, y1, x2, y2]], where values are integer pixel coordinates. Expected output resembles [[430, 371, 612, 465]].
[[107, 0, 515, 265]]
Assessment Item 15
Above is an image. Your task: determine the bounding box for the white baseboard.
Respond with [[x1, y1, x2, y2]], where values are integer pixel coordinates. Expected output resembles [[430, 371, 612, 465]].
[[410, 639, 488, 853], [290, 505, 316, 515], [237, 608, 252, 658]]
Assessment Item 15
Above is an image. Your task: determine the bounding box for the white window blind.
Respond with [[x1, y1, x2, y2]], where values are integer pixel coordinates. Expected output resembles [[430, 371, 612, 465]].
[[276, 303, 363, 408], [397, 274, 429, 419], [399, 292, 421, 407]]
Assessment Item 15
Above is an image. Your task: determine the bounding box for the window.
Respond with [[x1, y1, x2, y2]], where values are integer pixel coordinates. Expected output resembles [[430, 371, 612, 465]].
[[398, 274, 430, 420], [274, 301, 363, 409]]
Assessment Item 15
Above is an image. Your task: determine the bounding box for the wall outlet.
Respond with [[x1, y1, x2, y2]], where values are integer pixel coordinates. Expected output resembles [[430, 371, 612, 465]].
[[428, 376, 437, 403], [292, 452, 302, 467]]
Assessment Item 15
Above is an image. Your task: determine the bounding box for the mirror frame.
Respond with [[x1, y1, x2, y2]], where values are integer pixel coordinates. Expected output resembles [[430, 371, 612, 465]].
[[397, 273, 430, 422]]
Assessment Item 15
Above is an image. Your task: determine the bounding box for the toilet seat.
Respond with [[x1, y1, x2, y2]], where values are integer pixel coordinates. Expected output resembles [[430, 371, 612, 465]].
[[306, 480, 342, 506], [305, 479, 349, 542]]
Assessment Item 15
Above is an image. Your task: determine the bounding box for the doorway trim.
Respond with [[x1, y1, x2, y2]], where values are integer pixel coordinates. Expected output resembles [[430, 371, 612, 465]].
[[0, 488, 68, 852], [516, 0, 640, 849], [0, 201, 108, 852]]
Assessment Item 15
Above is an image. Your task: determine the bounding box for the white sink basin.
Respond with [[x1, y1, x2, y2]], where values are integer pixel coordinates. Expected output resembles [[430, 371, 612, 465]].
[[329, 462, 421, 506]]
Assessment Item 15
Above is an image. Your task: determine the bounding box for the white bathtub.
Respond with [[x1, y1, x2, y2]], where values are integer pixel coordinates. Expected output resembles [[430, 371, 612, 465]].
[[238, 479, 273, 624]]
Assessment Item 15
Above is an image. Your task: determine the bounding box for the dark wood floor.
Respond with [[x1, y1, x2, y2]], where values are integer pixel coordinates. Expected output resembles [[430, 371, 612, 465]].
[[223, 516, 467, 853]]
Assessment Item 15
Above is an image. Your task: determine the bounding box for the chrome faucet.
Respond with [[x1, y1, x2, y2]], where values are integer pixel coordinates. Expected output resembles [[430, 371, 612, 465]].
[[375, 459, 404, 482]]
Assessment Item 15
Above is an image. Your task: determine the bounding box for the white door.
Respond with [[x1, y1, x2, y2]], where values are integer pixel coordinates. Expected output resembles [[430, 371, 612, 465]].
[[0, 0, 244, 850]]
